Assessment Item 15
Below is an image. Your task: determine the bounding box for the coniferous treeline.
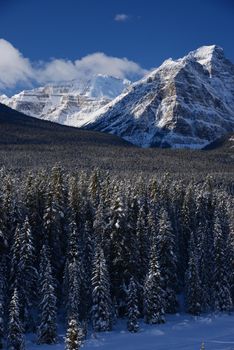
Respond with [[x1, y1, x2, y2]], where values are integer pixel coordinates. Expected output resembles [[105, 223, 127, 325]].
[[0, 166, 233, 348]]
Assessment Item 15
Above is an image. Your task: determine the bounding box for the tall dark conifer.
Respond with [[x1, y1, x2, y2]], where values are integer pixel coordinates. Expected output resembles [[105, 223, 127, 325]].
[[18, 216, 37, 331], [91, 245, 112, 332], [109, 193, 128, 314], [198, 219, 214, 312], [157, 208, 178, 313], [143, 241, 165, 324], [37, 244, 57, 344], [185, 233, 202, 315], [213, 216, 232, 312], [65, 319, 83, 350], [127, 277, 139, 333], [7, 289, 24, 350]]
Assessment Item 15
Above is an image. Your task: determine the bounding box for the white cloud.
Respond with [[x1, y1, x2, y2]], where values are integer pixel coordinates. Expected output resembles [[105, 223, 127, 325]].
[[0, 39, 33, 89], [114, 14, 129, 22], [36, 59, 80, 83], [0, 39, 147, 91], [75, 53, 146, 80]]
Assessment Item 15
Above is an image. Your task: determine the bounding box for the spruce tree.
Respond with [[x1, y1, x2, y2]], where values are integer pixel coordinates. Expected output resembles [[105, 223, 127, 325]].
[[7, 288, 25, 350], [93, 194, 111, 267], [213, 216, 232, 312], [185, 234, 202, 315], [68, 175, 81, 229], [82, 220, 94, 315], [135, 202, 149, 315], [88, 169, 101, 207], [91, 245, 112, 332], [93, 199, 108, 245], [43, 187, 63, 278], [125, 195, 141, 283], [127, 277, 139, 333], [43, 166, 67, 280], [67, 258, 81, 322], [136, 202, 149, 285], [23, 171, 46, 251], [147, 205, 158, 242], [2, 176, 18, 246], [197, 219, 214, 312], [157, 208, 178, 313], [143, 242, 165, 324], [18, 216, 37, 331], [109, 193, 128, 314], [65, 221, 86, 321], [180, 184, 196, 281], [83, 220, 94, 280], [65, 319, 83, 350], [37, 244, 57, 344], [10, 224, 22, 293]]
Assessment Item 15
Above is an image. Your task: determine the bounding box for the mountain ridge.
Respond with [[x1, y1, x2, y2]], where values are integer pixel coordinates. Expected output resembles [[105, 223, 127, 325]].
[[83, 45, 234, 148], [0, 75, 130, 127], [1, 45, 234, 149]]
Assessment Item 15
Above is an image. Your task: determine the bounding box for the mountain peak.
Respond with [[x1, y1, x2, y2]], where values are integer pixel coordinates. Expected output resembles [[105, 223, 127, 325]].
[[84, 45, 234, 149], [1, 46, 234, 149], [146, 45, 226, 82], [87, 74, 130, 99], [187, 45, 226, 73], [191, 44, 224, 58]]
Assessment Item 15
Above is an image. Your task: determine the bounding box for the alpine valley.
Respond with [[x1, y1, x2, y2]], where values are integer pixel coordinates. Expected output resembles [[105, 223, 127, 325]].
[[1, 0, 234, 348], [1, 45, 234, 149]]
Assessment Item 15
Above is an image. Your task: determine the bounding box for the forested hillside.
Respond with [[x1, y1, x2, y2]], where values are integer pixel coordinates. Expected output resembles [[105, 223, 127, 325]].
[[0, 104, 233, 182], [0, 167, 233, 348]]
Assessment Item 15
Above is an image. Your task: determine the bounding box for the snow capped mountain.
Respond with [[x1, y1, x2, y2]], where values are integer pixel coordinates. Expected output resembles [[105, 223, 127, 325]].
[[1, 45, 234, 149], [0, 75, 130, 127], [84, 45, 234, 148]]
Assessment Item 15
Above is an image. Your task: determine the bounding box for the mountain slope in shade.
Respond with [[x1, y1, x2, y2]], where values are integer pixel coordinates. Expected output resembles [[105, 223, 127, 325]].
[[0, 75, 130, 127], [0, 102, 132, 147], [0, 103, 233, 176], [84, 45, 234, 149], [203, 132, 234, 151]]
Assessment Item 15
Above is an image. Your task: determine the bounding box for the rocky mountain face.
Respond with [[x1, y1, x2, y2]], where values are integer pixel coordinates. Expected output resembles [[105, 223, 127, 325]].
[[1, 45, 234, 149], [0, 75, 130, 127], [84, 45, 234, 148]]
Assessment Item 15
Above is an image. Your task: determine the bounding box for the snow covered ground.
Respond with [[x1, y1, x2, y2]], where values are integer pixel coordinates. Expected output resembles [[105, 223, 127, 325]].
[[26, 313, 234, 350]]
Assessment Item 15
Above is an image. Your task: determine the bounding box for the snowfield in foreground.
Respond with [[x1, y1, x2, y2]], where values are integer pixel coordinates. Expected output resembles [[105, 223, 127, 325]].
[[26, 314, 234, 350]]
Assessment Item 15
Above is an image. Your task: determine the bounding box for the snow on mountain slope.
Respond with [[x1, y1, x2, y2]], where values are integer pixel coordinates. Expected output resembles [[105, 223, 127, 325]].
[[1, 45, 234, 149], [84, 45, 234, 148], [0, 75, 130, 127]]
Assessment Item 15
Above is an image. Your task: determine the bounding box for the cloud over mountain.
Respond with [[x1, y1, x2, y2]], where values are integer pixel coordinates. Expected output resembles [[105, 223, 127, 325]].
[[0, 39, 34, 89], [0, 39, 147, 91]]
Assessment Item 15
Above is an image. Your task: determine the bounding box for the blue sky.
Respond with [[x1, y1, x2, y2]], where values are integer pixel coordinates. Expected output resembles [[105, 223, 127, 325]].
[[0, 0, 233, 93]]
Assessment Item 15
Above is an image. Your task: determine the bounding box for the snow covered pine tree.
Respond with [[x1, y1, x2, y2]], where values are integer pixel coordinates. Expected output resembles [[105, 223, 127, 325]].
[[65, 319, 83, 350], [143, 241, 165, 324], [91, 245, 112, 332], [37, 244, 57, 344], [7, 288, 25, 350], [185, 233, 202, 315], [127, 277, 139, 332]]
